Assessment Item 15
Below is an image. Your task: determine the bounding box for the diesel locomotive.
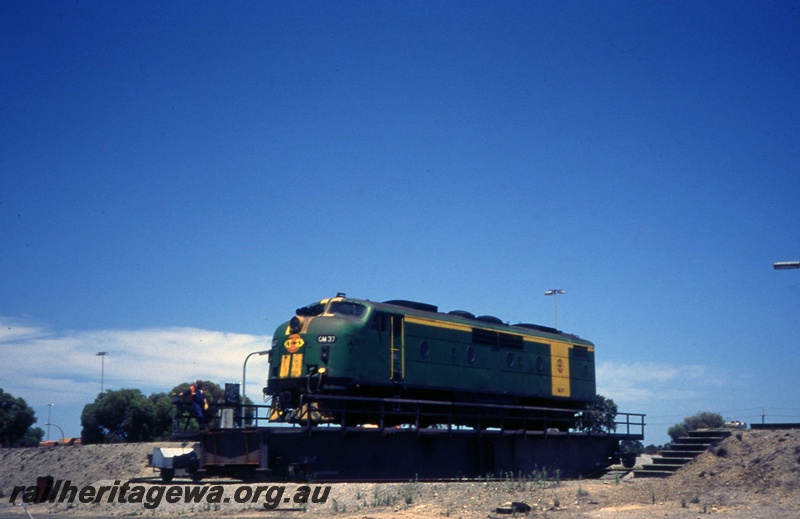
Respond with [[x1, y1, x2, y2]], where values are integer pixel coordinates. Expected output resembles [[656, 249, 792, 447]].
[[264, 295, 597, 428]]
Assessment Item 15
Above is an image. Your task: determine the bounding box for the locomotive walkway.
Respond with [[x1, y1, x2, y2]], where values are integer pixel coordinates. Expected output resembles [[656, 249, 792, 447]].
[[634, 429, 732, 478]]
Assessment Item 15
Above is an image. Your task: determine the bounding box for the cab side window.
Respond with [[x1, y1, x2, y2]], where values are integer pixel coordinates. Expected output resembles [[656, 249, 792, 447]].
[[371, 312, 391, 332]]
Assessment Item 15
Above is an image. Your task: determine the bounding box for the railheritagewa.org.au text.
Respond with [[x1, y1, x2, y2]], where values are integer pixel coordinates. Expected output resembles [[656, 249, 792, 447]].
[[10, 479, 331, 510]]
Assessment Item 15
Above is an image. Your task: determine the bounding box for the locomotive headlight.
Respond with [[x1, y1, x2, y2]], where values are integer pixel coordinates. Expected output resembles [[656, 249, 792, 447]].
[[317, 367, 327, 375], [289, 316, 302, 333]]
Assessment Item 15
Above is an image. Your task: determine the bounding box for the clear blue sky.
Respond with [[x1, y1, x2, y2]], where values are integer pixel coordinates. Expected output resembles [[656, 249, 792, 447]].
[[2, 1, 798, 446]]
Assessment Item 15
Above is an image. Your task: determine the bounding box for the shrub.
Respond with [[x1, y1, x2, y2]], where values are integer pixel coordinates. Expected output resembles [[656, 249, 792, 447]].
[[668, 411, 725, 441]]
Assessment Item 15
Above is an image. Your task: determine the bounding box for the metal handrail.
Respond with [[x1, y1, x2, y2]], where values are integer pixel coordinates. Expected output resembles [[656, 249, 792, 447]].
[[174, 394, 645, 438], [294, 394, 645, 437]]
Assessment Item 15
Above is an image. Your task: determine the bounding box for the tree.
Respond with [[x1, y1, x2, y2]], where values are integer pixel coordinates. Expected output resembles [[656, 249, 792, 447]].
[[81, 381, 248, 443], [81, 389, 156, 443], [684, 411, 725, 431], [579, 394, 618, 433], [667, 422, 688, 441], [18, 426, 45, 447], [668, 411, 725, 441], [0, 388, 39, 447], [149, 392, 176, 440]]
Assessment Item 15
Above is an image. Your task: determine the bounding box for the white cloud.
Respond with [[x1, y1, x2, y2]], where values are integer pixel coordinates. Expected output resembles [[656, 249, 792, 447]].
[[0, 316, 273, 437], [0, 316, 52, 343], [596, 361, 726, 404]]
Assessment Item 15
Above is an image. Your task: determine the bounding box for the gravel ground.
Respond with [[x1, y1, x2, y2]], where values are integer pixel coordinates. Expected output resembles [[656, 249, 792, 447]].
[[1, 429, 797, 518]]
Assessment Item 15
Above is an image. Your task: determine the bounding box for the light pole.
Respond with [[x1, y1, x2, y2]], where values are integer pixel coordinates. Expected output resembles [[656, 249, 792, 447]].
[[45, 422, 65, 443], [242, 350, 270, 404], [774, 261, 800, 270], [46, 403, 54, 441], [544, 289, 565, 328], [96, 351, 108, 393]]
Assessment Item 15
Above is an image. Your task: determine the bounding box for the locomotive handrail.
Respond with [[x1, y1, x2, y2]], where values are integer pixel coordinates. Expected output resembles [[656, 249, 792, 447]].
[[306, 393, 645, 423], [303, 393, 588, 414], [289, 393, 645, 438], [173, 394, 644, 440]]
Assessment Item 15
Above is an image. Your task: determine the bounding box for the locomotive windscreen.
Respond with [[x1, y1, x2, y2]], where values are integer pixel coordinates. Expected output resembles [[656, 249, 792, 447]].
[[329, 302, 367, 317]]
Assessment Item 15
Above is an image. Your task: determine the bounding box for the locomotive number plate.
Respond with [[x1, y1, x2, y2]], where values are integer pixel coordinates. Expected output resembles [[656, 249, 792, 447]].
[[317, 335, 337, 343]]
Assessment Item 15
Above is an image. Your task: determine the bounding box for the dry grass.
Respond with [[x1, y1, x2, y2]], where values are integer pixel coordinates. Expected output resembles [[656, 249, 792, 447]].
[[0, 430, 797, 518]]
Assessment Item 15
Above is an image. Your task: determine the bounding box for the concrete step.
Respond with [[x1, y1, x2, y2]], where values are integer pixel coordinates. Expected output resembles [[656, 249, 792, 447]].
[[634, 429, 732, 480], [672, 437, 725, 446], [687, 429, 732, 439], [685, 435, 728, 443], [651, 456, 694, 465], [633, 469, 674, 478], [661, 449, 708, 458], [641, 463, 683, 472], [679, 438, 718, 446], [667, 443, 714, 452]]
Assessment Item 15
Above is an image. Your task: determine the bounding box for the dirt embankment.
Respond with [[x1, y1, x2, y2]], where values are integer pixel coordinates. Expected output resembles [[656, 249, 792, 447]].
[[0, 429, 797, 518], [0, 442, 169, 496]]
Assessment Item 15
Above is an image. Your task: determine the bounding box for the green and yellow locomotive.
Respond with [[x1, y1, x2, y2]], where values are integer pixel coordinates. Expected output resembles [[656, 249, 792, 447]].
[[265, 295, 596, 429]]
